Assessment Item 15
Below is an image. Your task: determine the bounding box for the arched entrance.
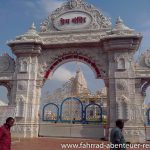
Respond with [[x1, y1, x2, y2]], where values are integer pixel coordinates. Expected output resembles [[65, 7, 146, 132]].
[[1, 0, 147, 143], [39, 61, 107, 138]]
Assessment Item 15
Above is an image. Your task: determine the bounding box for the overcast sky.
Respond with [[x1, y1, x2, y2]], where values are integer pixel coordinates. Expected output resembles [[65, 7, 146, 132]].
[[0, 0, 150, 104]]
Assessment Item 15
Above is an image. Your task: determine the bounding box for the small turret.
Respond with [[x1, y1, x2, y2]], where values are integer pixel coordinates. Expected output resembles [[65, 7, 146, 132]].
[[15, 22, 40, 41], [112, 16, 134, 34]]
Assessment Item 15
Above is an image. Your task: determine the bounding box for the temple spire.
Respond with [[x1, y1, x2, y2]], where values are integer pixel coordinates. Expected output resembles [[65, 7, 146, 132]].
[[116, 16, 123, 24], [30, 22, 36, 30], [28, 22, 36, 34], [71, 68, 88, 95], [13, 22, 41, 41], [115, 16, 131, 30]]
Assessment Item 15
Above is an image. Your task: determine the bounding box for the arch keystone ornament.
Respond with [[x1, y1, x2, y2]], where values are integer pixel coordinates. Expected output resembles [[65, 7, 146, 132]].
[[0, 0, 147, 143]]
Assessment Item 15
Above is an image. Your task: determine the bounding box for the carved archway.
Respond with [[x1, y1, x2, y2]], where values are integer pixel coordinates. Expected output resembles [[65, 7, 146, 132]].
[[44, 53, 102, 79], [5, 0, 145, 142]]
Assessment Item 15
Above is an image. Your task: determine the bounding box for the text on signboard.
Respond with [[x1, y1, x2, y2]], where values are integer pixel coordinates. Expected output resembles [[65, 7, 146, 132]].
[[60, 16, 86, 25]]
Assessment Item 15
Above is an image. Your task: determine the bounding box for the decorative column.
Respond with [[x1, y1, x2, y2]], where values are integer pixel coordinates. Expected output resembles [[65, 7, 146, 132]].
[[8, 23, 43, 137], [102, 17, 144, 142], [135, 49, 150, 142]]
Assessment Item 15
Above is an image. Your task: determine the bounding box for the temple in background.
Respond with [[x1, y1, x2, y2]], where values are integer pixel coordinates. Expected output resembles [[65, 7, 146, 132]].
[[42, 68, 107, 107], [41, 68, 107, 122]]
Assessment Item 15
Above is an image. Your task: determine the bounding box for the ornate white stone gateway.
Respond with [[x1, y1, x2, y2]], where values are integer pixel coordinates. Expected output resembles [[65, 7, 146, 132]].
[[0, 0, 149, 143]]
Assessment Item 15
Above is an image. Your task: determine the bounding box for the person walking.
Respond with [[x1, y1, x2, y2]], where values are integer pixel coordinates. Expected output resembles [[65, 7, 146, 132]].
[[0, 117, 15, 150], [110, 119, 126, 150]]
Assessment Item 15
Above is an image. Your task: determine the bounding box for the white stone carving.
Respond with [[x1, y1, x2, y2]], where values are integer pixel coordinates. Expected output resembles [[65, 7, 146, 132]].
[[18, 57, 30, 73], [16, 95, 25, 117], [37, 48, 106, 79], [69, 0, 78, 9], [116, 80, 128, 94], [116, 95, 129, 120], [0, 57, 10, 71], [115, 54, 127, 70], [41, 31, 106, 45], [0, 53, 15, 73], [40, 0, 111, 32], [111, 17, 135, 35], [17, 81, 27, 91], [128, 105, 144, 123], [2, 0, 146, 143], [7, 23, 42, 47], [139, 48, 150, 67], [12, 125, 39, 133], [117, 58, 125, 70], [124, 128, 145, 139], [38, 63, 49, 78], [20, 61, 28, 72], [16, 23, 41, 41], [36, 80, 45, 88]]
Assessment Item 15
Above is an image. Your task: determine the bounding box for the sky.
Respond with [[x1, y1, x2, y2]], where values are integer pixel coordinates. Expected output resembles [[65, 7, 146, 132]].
[[0, 0, 150, 103]]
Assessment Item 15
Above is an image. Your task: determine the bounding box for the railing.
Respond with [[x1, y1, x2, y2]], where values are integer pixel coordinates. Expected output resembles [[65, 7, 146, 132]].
[[42, 97, 103, 124]]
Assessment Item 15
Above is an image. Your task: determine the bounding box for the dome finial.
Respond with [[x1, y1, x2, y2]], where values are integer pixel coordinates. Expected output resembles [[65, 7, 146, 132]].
[[27, 22, 37, 34], [30, 22, 36, 30], [116, 16, 123, 24], [14, 21, 40, 41]]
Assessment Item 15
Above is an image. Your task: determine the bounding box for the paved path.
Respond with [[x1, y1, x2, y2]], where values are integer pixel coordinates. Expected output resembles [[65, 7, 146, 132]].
[[12, 138, 150, 150]]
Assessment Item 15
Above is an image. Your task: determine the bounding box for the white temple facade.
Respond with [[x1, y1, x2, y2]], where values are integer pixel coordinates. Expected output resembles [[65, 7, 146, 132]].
[[0, 0, 150, 142]]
